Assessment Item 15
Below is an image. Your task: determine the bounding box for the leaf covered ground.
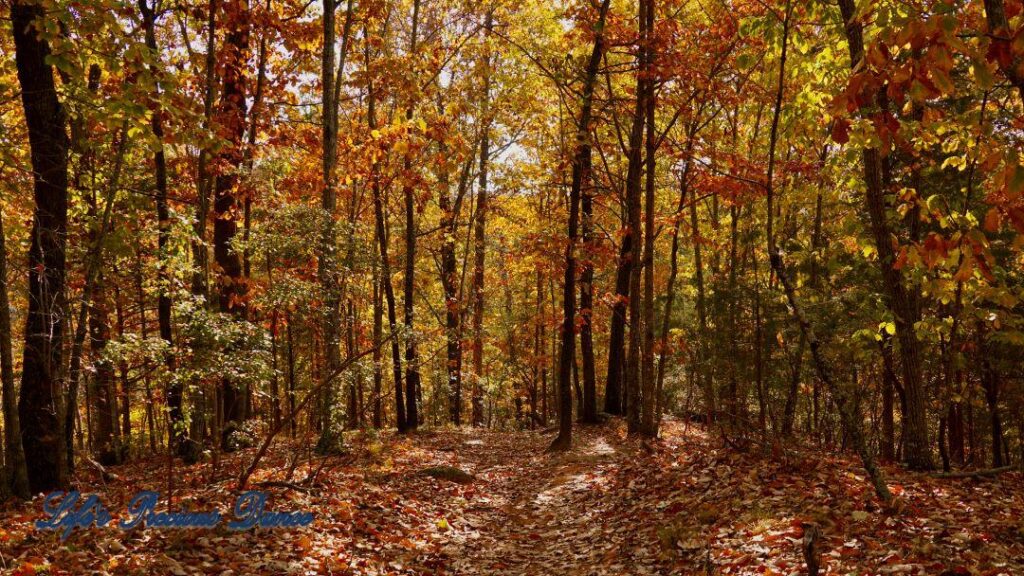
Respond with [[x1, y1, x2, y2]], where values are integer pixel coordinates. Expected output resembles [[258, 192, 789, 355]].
[[1, 419, 1022, 575]]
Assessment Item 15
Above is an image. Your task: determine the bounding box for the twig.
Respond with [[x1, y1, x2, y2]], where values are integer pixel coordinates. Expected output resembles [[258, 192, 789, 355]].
[[933, 466, 1014, 479]]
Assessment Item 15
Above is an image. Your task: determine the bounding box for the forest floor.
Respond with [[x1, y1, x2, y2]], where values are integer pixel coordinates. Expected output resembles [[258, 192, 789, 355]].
[[1, 418, 1023, 575]]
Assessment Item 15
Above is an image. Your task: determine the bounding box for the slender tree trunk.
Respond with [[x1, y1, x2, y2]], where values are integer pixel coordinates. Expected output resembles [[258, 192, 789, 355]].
[[64, 65, 106, 471], [624, 0, 650, 432], [579, 100, 598, 423], [316, 0, 354, 453], [139, 0, 188, 460], [470, 12, 493, 427], [113, 285, 131, 443], [550, 0, 611, 451], [402, 0, 423, 431], [690, 186, 712, 423], [0, 208, 29, 498], [372, 238, 384, 429], [978, 325, 1004, 468], [638, 0, 658, 437], [367, 31, 406, 431], [769, 1, 891, 503], [439, 151, 471, 425]]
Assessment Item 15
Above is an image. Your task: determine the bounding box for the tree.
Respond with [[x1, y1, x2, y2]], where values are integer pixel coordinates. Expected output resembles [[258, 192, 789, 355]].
[[0, 208, 29, 498], [836, 0, 933, 471], [12, 0, 71, 492], [213, 0, 251, 441], [550, 0, 612, 452], [470, 10, 493, 428]]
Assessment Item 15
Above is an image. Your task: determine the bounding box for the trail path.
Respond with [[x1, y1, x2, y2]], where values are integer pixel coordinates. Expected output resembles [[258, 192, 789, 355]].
[[435, 425, 668, 575], [3, 419, 1023, 575]]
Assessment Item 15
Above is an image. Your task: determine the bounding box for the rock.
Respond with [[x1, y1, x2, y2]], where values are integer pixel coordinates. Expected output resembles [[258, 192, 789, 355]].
[[420, 465, 475, 484]]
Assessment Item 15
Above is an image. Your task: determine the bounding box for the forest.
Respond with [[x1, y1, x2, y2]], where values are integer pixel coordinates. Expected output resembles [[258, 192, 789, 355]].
[[2, 0, 1024, 573]]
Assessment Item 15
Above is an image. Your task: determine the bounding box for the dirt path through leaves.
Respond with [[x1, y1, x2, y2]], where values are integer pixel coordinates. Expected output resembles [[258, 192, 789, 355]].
[[3, 419, 1023, 575], [433, 425, 668, 575]]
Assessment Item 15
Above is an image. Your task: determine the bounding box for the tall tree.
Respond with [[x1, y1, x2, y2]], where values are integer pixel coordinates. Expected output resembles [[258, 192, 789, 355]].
[[12, 0, 71, 492], [836, 0, 933, 471], [638, 0, 658, 437], [316, 0, 354, 453], [0, 207, 29, 498], [367, 21, 407, 432], [550, 0, 612, 451], [213, 0, 251, 439], [470, 10, 493, 427], [624, 0, 651, 432], [402, 0, 423, 431], [139, 0, 187, 459]]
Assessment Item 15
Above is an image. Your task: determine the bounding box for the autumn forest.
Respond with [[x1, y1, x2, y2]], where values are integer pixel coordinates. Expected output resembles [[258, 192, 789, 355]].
[[2, 0, 1024, 573]]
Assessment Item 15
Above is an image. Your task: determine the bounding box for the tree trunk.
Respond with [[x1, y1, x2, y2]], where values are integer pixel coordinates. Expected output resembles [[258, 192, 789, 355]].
[[690, 184, 712, 423], [470, 12, 493, 427], [213, 0, 251, 441], [439, 150, 472, 426], [372, 240, 384, 429], [836, 0, 933, 471], [12, 0, 71, 492], [0, 208, 29, 498], [638, 0, 658, 437], [402, 0, 423, 431], [978, 326, 1004, 468], [366, 31, 406, 432], [579, 84, 598, 423], [769, 0, 891, 503], [624, 0, 650, 433], [316, 0, 353, 453], [549, 0, 611, 451]]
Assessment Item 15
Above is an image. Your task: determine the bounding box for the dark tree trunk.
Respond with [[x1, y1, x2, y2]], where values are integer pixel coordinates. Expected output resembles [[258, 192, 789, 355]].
[[366, 33, 406, 431], [579, 98, 598, 423], [12, 0, 71, 492], [978, 328, 1004, 468], [0, 209, 29, 498], [638, 0, 658, 437], [316, 0, 353, 452], [623, 0, 650, 432], [837, 0, 933, 471], [89, 271, 120, 465], [213, 0, 251, 440], [402, 0, 423, 432], [139, 0, 187, 459], [439, 151, 471, 425], [550, 0, 611, 451], [690, 186, 712, 423], [372, 242, 384, 429]]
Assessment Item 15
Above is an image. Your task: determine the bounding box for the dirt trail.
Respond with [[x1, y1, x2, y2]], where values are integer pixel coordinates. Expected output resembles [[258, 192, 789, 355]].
[[419, 424, 672, 576], [5, 419, 1023, 575]]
